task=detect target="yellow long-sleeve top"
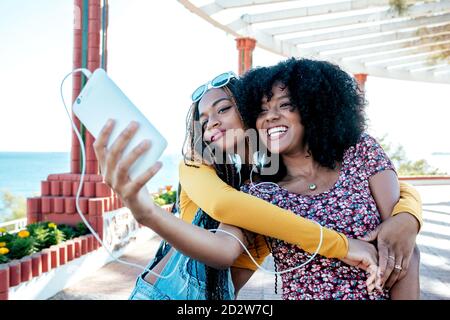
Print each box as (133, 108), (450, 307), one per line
(179, 161), (423, 271)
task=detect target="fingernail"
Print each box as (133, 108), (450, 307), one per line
(140, 140), (150, 149)
(106, 119), (114, 127)
(128, 121), (138, 130)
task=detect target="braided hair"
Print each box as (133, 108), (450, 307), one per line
(181, 78), (253, 299)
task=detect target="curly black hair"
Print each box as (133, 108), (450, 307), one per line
(236, 58), (367, 172)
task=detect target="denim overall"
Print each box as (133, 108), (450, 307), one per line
(128, 208), (236, 300)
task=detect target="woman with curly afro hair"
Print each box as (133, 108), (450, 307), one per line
(236, 58), (421, 300)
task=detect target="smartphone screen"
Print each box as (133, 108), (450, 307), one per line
(73, 68), (167, 180)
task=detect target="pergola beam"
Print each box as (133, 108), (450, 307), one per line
(342, 60), (450, 84)
(216, 0), (297, 8)
(201, 0), (297, 15)
(409, 62), (450, 72)
(177, 0), (450, 84)
(325, 36), (450, 59)
(308, 27), (450, 53)
(289, 13), (450, 45)
(434, 67), (450, 75)
(386, 60), (431, 70)
(343, 45), (449, 63)
(264, 3), (442, 35)
(241, 0), (392, 24)
(371, 49), (450, 68)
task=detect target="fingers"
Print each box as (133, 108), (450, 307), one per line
(376, 242), (389, 288)
(93, 119), (115, 175)
(359, 225), (380, 242)
(123, 161), (163, 199)
(364, 246), (378, 269)
(366, 265), (378, 293)
(381, 248), (396, 288)
(385, 255), (403, 290)
(358, 244), (378, 274)
(374, 267), (383, 291)
(105, 121), (139, 184)
(398, 254), (411, 281)
(115, 140), (151, 186)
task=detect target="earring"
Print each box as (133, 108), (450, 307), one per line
(228, 154), (242, 186)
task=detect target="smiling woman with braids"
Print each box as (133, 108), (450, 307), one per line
(93, 66), (422, 300)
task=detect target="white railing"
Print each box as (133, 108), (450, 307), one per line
(0, 218), (27, 233)
(399, 176), (450, 186)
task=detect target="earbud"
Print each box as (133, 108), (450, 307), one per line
(228, 154), (242, 186)
(229, 154), (242, 173)
(252, 151), (269, 173)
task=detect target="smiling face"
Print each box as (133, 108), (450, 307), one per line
(256, 82), (305, 155)
(197, 88), (245, 153)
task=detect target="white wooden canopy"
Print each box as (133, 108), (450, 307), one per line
(178, 0), (450, 84)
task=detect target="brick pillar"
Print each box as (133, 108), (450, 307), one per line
(25, 0), (115, 239)
(236, 37), (256, 76)
(71, 0), (84, 174)
(354, 73), (368, 93)
(71, 0), (102, 175)
(85, 0), (102, 175)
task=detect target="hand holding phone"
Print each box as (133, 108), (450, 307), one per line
(93, 118), (162, 218)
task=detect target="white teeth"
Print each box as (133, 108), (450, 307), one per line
(269, 131), (285, 138)
(267, 126), (288, 137)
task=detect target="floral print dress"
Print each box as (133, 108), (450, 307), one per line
(241, 133), (395, 300)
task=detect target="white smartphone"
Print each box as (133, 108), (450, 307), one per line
(72, 68), (168, 180)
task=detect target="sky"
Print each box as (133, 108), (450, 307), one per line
(0, 0), (449, 169)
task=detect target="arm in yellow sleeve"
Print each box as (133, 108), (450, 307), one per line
(182, 183), (270, 270)
(179, 161), (349, 259)
(232, 234), (270, 271)
(181, 183), (270, 271)
(392, 181), (423, 230)
(179, 188), (199, 223)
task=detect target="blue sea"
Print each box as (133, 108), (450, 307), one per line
(0, 152), (181, 220)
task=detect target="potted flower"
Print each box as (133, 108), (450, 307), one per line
(0, 222), (89, 266)
(0, 221), (96, 300)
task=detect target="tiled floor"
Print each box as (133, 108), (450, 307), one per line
(415, 186), (450, 299)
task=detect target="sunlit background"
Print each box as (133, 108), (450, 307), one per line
(0, 0), (449, 201)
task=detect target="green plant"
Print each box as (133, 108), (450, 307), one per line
(58, 224), (78, 240)
(0, 221), (92, 265)
(0, 254), (8, 264)
(378, 135), (447, 176)
(153, 186), (176, 206)
(75, 222), (89, 236)
(47, 228), (65, 246)
(0, 190), (26, 223)
(6, 236), (36, 260)
(0, 232), (14, 244)
(28, 224), (51, 251)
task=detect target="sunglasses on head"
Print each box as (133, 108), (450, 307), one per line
(191, 71), (238, 103)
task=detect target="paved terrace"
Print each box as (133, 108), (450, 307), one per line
(50, 185), (450, 300)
